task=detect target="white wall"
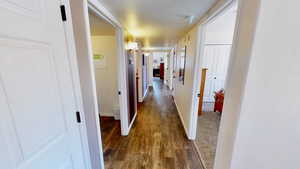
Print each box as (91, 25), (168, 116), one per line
(173, 27), (199, 138)
(164, 53), (169, 85)
(172, 0), (235, 140)
(205, 8), (237, 44)
(70, 1), (104, 169)
(136, 49), (143, 102)
(168, 50), (174, 90)
(223, 0), (300, 169)
(148, 53), (153, 86)
(91, 36), (119, 118)
(201, 7), (237, 105)
(152, 52), (167, 69)
(214, 0), (260, 168)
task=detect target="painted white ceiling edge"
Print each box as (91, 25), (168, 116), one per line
(98, 0), (227, 47)
(178, 0), (235, 40)
(90, 0), (235, 48)
(89, 0), (123, 28)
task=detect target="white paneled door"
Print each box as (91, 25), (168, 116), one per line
(0, 1), (88, 169)
(202, 44), (231, 102)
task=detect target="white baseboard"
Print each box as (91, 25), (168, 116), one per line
(126, 112), (137, 134)
(99, 111), (120, 120)
(193, 141), (208, 169)
(138, 86), (149, 103)
(114, 114), (120, 120)
(173, 98), (191, 139)
(143, 87), (149, 99)
(138, 97), (143, 103)
(99, 112), (113, 117)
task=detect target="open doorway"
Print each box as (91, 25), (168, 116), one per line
(88, 10), (121, 157)
(68, 1), (138, 168)
(152, 52), (168, 81)
(194, 3), (238, 169)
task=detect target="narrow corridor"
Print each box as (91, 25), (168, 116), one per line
(102, 78), (203, 169)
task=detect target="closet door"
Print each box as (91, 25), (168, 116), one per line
(0, 1), (88, 169)
(203, 45), (231, 102)
(126, 50), (137, 125)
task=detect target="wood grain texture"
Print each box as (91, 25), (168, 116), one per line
(101, 78), (204, 169)
(198, 68), (208, 116)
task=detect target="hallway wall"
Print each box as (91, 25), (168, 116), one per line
(91, 36), (120, 118)
(173, 26), (199, 137)
(225, 0), (300, 169)
(172, 0), (234, 139)
(148, 53), (154, 86)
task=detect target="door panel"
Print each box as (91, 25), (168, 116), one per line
(0, 0), (87, 169)
(126, 50), (137, 124)
(0, 40), (66, 158)
(202, 45), (231, 102)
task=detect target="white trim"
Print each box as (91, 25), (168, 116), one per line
(65, 1), (131, 168)
(87, 0), (129, 136)
(138, 97), (143, 103)
(173, 98), (191, 139)
(138, 86), (149, 102)
(127, 111), (137, 133)
(143, 86), (149, 100)
(189, 25), (206, 140)
(117, 30), (130, 136)
(81, 1), (105, 169)
(61, 1), (92, 169)
(88, 0), (123, 28)
(193, 141), (208, 169)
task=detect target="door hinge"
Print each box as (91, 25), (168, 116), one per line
(118, 91), (121, 95)
(76, 111), (81, 123)
(60, 5), (67, 21)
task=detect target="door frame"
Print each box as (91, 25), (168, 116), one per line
(87, 0), (130, 136)
(189, 0), (238, 139)
(63, 0), (131, 168)
(60, 0), (93, 169)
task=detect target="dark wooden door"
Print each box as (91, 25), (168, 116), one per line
(126, 50), (137, 124)
(160, 63), (164, 80)
(198, 68), (208, 116)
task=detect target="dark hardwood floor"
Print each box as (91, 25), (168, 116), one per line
(100, 117), (121, 155)
(101, 78), (204, 169)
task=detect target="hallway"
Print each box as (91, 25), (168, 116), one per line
(102, 78), (203, 169)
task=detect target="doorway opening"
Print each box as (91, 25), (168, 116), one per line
(194, 3), (238, 169)
(152, 52), (168, 81)
(68, 1), (138, 168)
(136, 52), (150, 104)
(88, 9), (121, 157)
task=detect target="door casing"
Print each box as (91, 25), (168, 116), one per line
(65, 0), (133, 168)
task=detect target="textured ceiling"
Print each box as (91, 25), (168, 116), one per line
(99, 0), (218, 47)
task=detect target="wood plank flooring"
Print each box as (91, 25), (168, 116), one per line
(101, 78), (204, 169)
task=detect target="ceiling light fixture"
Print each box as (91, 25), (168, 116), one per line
(126, 42), (138, 50)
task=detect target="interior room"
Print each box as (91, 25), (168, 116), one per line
(152, 52), (168, 80)
(195, 4), (237, 169)
(88, 10), (121, 157)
